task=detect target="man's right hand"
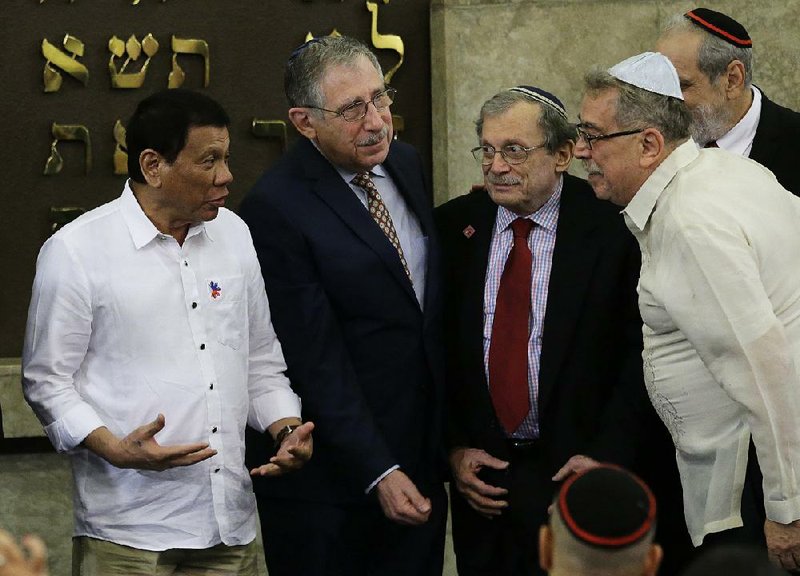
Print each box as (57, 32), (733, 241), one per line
(449, 447), (509, 518)
(82, 414), (217, 471)
(375, 469), (432, 526)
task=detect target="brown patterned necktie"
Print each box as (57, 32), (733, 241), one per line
(352, 171), (413, 283)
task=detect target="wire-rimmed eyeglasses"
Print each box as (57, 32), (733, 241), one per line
(470, 143), (545, 166)
(575, 126), (643, 150)
(302, 87), (397, 122)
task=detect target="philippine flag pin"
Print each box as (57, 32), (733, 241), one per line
(209, 281), (222, 300)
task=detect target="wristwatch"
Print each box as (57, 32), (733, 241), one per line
(274, 424), (300, 449)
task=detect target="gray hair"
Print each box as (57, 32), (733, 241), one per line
(661, 13), (753, 85)
(475, 90), (576, 153)
(284, 36), (384, 110)
(583, 69), (692, 144)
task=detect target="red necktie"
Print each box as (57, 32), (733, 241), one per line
(489, 217), (534, 434)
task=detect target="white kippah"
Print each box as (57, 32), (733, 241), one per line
(608, 52), (683, 100)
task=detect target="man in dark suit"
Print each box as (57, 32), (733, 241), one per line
(656, 7), (800, 194)
(239, 36), (445, 576)
(435, 86), (679, 576)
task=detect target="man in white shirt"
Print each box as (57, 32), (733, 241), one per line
(22, 88), (313, 575)
(655, 7), (800, 194)
(574, 51), (800, 571)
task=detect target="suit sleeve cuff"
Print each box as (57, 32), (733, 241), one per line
(365, 465), (400, 494)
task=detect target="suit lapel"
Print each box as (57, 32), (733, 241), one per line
(750, 93), (779, 165)
(301, 139), (419, 305)
(537, 176), (601, 413)
(460, 192), (498, 393)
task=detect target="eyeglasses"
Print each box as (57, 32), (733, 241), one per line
(302, 87), (397, 122)
(471, 143), (545, 166)
(575, 126), (643, 150)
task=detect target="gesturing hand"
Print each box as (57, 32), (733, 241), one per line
(0, 530), (48, 576)
(84, 414), (216, 471)
(250, 421), (314, 477)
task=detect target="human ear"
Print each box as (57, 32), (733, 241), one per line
(288, 108), (318, 140)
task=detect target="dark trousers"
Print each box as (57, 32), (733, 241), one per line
(450, 442), (551, 576)
(256, 484), (447, 576)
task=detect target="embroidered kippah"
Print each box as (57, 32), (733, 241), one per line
(608, 52), (684, 100)
(558, 464), (656, 549)
(509, 85), (568, 121)
(685, 8), (752, 48)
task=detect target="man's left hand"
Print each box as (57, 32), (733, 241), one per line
(250, 421), (314, 477)
(551, 454), (600, 481)
(765, 518), (800, 571)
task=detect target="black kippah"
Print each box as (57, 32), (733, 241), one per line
(685, 8), (752, 48)
(558, 464), (656, 549)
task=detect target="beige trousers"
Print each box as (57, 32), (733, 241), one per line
(72, 537), (259, 576)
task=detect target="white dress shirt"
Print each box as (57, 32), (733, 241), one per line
(716, 85), (762, 157)
(624, 139), (800, 545)
(22, 182), (302, 551)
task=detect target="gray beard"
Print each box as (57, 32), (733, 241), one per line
(691, 102), (732, 146)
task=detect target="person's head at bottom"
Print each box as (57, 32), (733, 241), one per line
(539, 464), (662, 576)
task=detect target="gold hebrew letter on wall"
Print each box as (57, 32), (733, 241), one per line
(42, 35), (89, 92)
(43, 123), (92, 176)
(168, 36), (210, 88)
(50, 207), (86, 233)
(113, 120), (128, 175)
(108, 34), (159, 89)
(252, 119), (288, 152)
(366, 0), (404, 84)
(304, 29), (342, 42)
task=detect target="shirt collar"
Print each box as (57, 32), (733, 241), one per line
(336, 163), (387, 187)
(120, 181), (211, 249)
(495, 174), (563, 233)
(716, 85), (761, 156)
(623, 139), (699, 232)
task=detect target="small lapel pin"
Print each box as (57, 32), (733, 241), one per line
(463, 225), (476, 239)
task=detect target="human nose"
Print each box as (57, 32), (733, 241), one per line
(216, 160), (233, 185)
(487, 150), (511, 172)
(573, 136), (591, 159)
(362, 100), (385, 129)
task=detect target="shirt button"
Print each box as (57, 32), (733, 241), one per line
(184, 261), (188, 267)
(209, 383), (214, 390)
(200, 343), (206, 350)
(212, 427), (218, 433)
(191, 302), (197, 309)
(214, 468), (220, 473)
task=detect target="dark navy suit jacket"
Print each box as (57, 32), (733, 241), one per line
(750, 92), (800, 195)
(241, 137), (445, 504)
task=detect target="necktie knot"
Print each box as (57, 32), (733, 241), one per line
(511, 217), (534, 240)
(352, 172), (375, 191)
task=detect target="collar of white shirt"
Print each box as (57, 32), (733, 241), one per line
(716, 85), (762, 157)
(623, 139), (699, 232)
(120, 180), (212, 249)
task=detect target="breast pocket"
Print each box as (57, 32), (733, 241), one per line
(205, 275), (246, 350)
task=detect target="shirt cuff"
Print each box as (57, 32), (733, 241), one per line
(765, 494), (800, 525)
(365, 465), (400, 494)
(44, 403), (105, 452)
(248, 389), (302, 433)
